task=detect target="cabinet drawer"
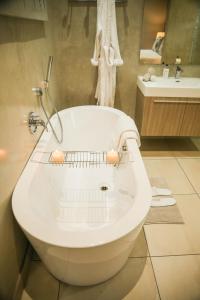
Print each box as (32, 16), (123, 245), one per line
(141, 97), (186, 136)
(180, 100), (200, 136)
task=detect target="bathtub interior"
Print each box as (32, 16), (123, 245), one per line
(28, 159), (136, 232)
(26, 107), (139, 232)
(38, 106), (131, 152)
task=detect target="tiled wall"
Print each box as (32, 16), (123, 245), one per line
(46, 0), (145, 116)
(47, 0), (200, 118)
(0, 15), (55, 299)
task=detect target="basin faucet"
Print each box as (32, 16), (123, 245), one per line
(175, 65), (183, 80)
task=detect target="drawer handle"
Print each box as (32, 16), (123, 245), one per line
(154, 100), (200, 104)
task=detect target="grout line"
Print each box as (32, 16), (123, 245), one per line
(142, 157), (176, 161)
(176, 158), (198, 194)
(168, 192), (197, 196)
(57, 281), (61, 300)
(32, 257), (41, 261)
(142, 155), (200, 161)
(143, 229), (162, 300)
(129, 255), (149, 259)
(31, 259), (41, 263)
(175, 156), (200, 159)
(19, 241), (30, 272)
(175, 157), (200, 160)
(129, 251), (200, 259)
(150, 253), (200, 258)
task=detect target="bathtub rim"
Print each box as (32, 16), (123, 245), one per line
(12, 106), (151, 248)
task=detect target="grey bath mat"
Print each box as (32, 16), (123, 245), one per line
(145, 177), (184, 225)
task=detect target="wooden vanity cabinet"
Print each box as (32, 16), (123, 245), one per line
(135, 88), (200, 137)
(180, 100), (200, 136)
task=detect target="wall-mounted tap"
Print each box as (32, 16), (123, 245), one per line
(28, 112), (47, 134)
(32, 87), (43, 96)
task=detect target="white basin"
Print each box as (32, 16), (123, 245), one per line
(137, 76), (200, 98)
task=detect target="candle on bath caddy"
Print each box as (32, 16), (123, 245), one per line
(106, 149), (119, 165)
(0, 148), (8, 161)
(50, 149), (65, 164)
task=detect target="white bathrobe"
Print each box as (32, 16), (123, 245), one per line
(91, 0), (123, 107)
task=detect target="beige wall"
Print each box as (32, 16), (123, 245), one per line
(47, 0), (145, 116)
(0, 15), (54, 299)
(47, 0), (200, 118)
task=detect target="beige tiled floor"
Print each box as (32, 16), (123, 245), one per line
(22, 258), (159, 300)
(141, 137), (200, 158)
(129, 228), (149, 258)
(145, 194), (200, 256)
(178, 158), (200, 193)
(59, 258), (159, 300)
(21, 261), (59, 300)
(151, 255), (200, 300)
(144, 159), (195, 194)
(21, 155), (200, 300)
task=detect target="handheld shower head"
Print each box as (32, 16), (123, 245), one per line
(45, 56), (53, 83)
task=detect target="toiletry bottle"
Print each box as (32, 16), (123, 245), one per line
(175, 56), (181, 65)
(163, 64), (169, 79)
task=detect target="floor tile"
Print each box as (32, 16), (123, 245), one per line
(191, 138), (200, 150)
(141, 138), (200, 158)
(142, 154), (174, 159)
(174, 152), (200, 158)
(21, 261), (59, 300)
(144, 159), (194, 194)
(31, 247), (40, 261)
(129, 228), (149, 258)
(178, 158), (200, 193)
(140, 138), (170, 152)
(142, 152), (200, 158)
(166, 138), (198, 151)
(152, 255), (200, 300)
(59, 258), (160, 300)
(145, 194), (200, 256)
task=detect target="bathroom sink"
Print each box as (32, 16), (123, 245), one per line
(137, 76), (200, 98)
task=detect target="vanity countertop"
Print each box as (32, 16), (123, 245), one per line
(137, 76), (200, 98)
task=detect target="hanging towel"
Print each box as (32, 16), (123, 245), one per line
(91, 0), (123, 107)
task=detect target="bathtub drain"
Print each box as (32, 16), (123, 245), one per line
(100, 186), (108, 191)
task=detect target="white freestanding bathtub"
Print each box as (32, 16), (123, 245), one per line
(12, 106), (151, 286)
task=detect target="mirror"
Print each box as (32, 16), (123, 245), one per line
(0, 0), (48, 21)
(140, 0), (200, 65)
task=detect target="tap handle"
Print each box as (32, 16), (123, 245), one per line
(32, 87), (43, 96)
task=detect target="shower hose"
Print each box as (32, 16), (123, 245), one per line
(39, 87), (63, 144)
